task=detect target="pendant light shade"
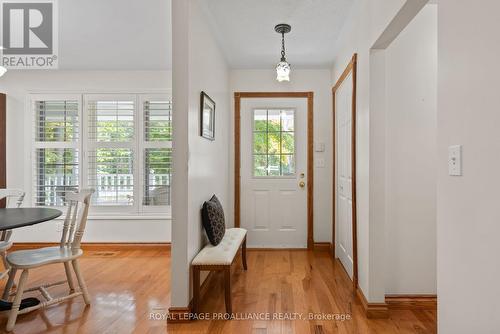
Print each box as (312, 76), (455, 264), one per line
(275, 24), (291, 82)
(276, 61), (290, 82)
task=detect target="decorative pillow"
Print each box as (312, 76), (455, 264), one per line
(201, 195), (226, 246)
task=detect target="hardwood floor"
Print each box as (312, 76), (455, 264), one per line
(0, 249), (436, 334)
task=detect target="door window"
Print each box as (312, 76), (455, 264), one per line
(252, 109), (295, 177)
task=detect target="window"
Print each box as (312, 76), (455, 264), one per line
(253, 109), (295, 177)
(31, 93), (172, 215)
(33, 97), (80, 206)
(86, 96), (136, 206)
(142, 98), (172, 207)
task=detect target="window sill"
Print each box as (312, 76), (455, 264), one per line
(53, 214), (171, 221)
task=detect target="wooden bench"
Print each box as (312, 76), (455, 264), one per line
(191, 228), (247, 315)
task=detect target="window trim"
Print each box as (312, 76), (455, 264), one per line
(27, 92), (171, 217)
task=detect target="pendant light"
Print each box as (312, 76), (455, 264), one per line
(275, 23), (291, 82)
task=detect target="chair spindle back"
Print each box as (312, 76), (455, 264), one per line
(59, 189), (94, 249)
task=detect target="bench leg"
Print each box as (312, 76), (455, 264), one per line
(242, 236), (247, 270)
(224, 266), (232, 314)
(192, 266), (200, 315)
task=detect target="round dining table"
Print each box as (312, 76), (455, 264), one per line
(0, 208), (62, 231)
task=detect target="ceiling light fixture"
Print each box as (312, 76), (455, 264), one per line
(275, 23), (291, 82)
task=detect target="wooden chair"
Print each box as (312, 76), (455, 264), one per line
(0, 189), (25, 281)
(2, 189), (94, 332)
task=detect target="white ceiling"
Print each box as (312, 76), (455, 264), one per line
(58, 0), (171, 70)
(201, 0), (354, 69)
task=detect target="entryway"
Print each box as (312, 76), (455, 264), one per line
(234, 92), (314, 249)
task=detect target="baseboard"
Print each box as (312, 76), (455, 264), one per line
(313, 242), (332, 252)
(247, 247), (307, 251)
(11, 242), (170, 251)
(167, 271), (216, 323)
(385, 294), (437, 310)
(356, 287), (389, 319)
(166, 306), (192, 323)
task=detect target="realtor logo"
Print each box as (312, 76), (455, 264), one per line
(0, 0), (58, 69)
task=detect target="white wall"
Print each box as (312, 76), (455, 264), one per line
(229, 69), (332, 242)
(438, 1), (500, 332)
(385, 5), (437, 295)
(170, 0), (230, 307)
(0, 70), (172, 242)
(331, 0), (421, 302)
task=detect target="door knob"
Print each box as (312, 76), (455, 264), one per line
(299, 181), (305, 188)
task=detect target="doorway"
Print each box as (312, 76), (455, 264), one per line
(332, 54), (358, 286)
(234, 92), (314, 249)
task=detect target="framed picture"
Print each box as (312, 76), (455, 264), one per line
(200, 91), (215, 140)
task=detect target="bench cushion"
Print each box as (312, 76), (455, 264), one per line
(192, 228), (247, 266)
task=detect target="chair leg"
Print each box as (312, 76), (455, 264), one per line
(72, 260), (90, 305)
(2, 268), (17, 300)
(6, 269), (29, 332)
(64, 262), (75, 293)
(242, 236), (247, 270)
(1, 251), (10, 272)
(224, 266), (232, 315)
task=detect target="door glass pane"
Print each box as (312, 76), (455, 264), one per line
(252, 109), (296, 177)
(253, 132), (267, 154)
(253, 155), (267, 177)
(281, 109), (294, 131)
(268, 155), (281, 176)
(268, 110), (281, 129)
(281, 155), (295, 176)
(281, 132), (294, 154)
(267, 131), (280, 154)
(254, 109), (267, 131)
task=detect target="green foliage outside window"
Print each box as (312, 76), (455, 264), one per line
(253, 109), (295, 176)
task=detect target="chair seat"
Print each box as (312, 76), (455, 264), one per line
(6, 246), (83, 269)
(0, 241), (13, 252)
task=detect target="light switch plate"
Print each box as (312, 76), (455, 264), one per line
(448, 145), (462, 176)
(315, 142), (325, 152)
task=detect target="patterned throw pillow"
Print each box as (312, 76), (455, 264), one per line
(201, 195), (226, 246)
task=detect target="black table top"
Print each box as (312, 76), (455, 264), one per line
(0, 208), (62, 231)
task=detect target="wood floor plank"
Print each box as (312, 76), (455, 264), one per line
(0, 249), (436, 334)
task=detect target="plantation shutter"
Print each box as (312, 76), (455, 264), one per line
(33, 98), (80, 206)
(142, 98), (172, 206)
(86, 96), (136, 206)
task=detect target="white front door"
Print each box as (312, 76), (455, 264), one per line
(335, 72), (354, 278)
(240, 98), (307, 248)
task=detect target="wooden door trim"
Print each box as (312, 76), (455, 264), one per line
(332, 54), (358, 287)
(234, 92), (314, 250)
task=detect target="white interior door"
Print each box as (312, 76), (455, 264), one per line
(240, 98), (307, 248)
(335, 72), (354, 278)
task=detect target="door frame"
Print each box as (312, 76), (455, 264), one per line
(234, 92), (314, 250)
(332, 54), (358, 287)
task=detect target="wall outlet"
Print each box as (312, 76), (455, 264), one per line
(315, 158), (325, 168)
(448, 145), (462, 176)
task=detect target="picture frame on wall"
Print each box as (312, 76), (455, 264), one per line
(200, 91), (215, 140)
